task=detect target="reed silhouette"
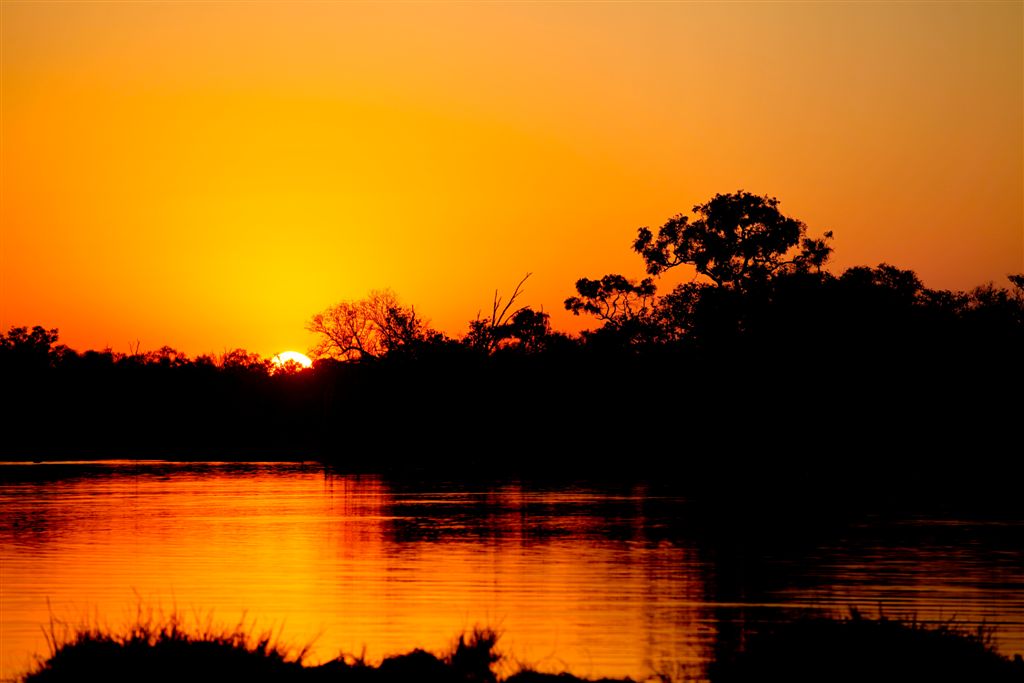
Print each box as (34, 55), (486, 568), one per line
(22, 610), (1023, 683)
(26, 615), (509, 683)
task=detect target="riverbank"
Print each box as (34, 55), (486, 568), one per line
(21, 612), (1024, 683)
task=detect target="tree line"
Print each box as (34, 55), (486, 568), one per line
(5, 190), (1022, 369)
(3, 191), (1022, 488)
(303, 190), (1022, 364)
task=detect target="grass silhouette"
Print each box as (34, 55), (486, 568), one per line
(28, 608), (309, 683)
(21, 608), (1024, 682)
(25, 613), (519, 683)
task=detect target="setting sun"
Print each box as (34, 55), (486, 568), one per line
(271, 351), (312, 370)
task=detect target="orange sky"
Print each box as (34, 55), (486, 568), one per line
(2, 1), (1021, 357)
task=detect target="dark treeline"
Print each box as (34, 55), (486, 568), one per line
(4, 191), (1022, 498)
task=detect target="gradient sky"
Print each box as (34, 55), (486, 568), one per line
(2, 1), (1021, 357)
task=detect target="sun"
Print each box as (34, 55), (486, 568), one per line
(271, 351), (313, 370)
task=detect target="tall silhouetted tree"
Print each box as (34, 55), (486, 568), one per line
(633, 190), (833, 290)
(567, 191), (833, 345)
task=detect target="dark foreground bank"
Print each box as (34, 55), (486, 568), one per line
(23, 612), (1024, 683)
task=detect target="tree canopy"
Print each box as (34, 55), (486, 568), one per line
(565, 191), (838, 344)
(306, 289), (433, 362)
(633, 191), (833, 289)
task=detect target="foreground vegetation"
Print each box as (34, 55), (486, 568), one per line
(710, 609), (1024, 683)
(23, 611), (1023, 683)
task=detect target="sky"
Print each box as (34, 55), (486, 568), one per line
(2, 1), (1021, 358)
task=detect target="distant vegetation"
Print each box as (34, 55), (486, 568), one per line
(4, 191), (1022, 492)
(23, 609), (1023, 682)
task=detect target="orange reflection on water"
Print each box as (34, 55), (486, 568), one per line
(6, 462), (1022, 683)
(0, 463), (709, 681)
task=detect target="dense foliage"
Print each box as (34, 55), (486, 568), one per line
(4, 191), (1021, 487)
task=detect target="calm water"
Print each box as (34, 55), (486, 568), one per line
(1, 461), (1022, 681)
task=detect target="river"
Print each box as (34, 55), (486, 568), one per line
(1, 461), (1021, 681)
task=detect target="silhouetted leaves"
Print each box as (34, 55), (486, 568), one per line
(1, 325), (62, 369)
(565, 275), (657, 329)
(633, 190), (833, 289)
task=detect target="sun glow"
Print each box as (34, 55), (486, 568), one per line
(1, 3), (1020, 357)
(271, 351), (313, 370)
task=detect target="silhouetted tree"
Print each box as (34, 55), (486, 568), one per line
(838, 263), (924, 304)
(143, 346), (190, 368)
(564, 274), (662, 345)
(653, 280), (733, 343)
(465, 273), (537, 353)
(308, 289), (431, 361)
(830, 263), (931, 345)
(633, 191), (833, 290)
(566, 192), (833, 346)
(219, 348), (270, 373)
(0, 325), (63, 369)
(271, 359), (309, 375)
(960, 274), (1024, 340)
(467, 307), (556, 353)
(564, 274), (657, 328)
(500, 308), (554, 352)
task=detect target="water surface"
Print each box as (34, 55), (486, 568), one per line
(1, 461), (1022, 681)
